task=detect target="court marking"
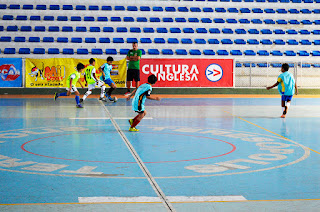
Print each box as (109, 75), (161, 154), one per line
(99, 101), (176, 212)
(69, 117), (153, 120)
(223, 110), (320, 155)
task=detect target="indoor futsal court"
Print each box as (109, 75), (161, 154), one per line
(0, 94), (319, 212)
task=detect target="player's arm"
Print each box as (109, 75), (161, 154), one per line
(67, 78), (73, 95)
(83, 73), (88, 86)
(126, 88), (137, 100)
(266, 82), (279, 90)
(147, 95), (161, 101)
(99, 67), (105, 78)
(295, 83), (298, 95)
(77, 80), (84, 89)
(132, 55), (141, 61)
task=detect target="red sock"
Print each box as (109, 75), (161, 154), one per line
(132, 118), (141, 128)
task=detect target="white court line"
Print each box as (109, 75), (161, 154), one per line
(69, 117), (153, 120)
(99, 101), (176, 212)
(78, 196), (247, 203)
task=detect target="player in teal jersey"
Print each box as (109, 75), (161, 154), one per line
(54, 63), (85, 108)
(267, 63), (298, 118)
(126, 74), (160, 132)
(98, 56), (117, 102)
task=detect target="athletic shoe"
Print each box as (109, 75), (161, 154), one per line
(54, 92), (58, 101)
(281, 114), (286, 118)
(76, 104), (84, 108)
(128, 119), (133, 126)
(129, 127), (139, 132)
(124, 92), (131, 96)
(79, 98), (83, 103)
(107, 95), (114, 102)
(99, 97), (107, 102)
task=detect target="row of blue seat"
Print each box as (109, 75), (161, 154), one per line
(235, 63), (316, 68)
(1, 25), (319, 35)
(1, 36), (320, 45)
(2, 48), (320, 56)
(0, 2), (318, 11)
(3, 15), (320, 25)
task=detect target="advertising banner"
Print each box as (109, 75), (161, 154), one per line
(140, 59), (233, 87)
(0, 58), (22, 87)
(25, 58), (127, 88)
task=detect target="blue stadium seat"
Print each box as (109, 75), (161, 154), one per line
(36, 5), (47, 10)
(85, 38), (96, 43)
(300, 30), (310, 35)
(228, 8), (239, 13)
(244, 50), (256, 56)
(148, 49), (160, 55)
(277, 9), (287, 14)
(113, 38), (124, 43)
(71, 37), (82, 43)
(264, 8), (275, 13)
(287, 29), (298, 34)
(257, 63), (268, 67)
(3, 15), (14, 20)
(301, 9), (311, 14)
(240, 8), (251, 13)
(153, 6), (163, 12)
(23, 5), (33, 10)
(203, 7), (214, 12)
(236, 63), (242, 68)
(115, 6), (125, 11)
(221, 39), (233, 44)
(127, 6), (138, 11)
(63, 5), (73, 10)
(102, 6), (112, 11)
(239, 19), (250, 24)
(20, 26), (31, 31)
(76, 27), (87, 32)
(16, 15), (27, 21)
(285, 51), (296, 56)
(264, 19), (276, 24)
(195, 39), (206, 44)
(0, 26), (3, 31)
(201, 18), (212, 23)
(190, 49), (201, 55)
(257, 50), (269, 56)
(189, 18), (199, 23)
(248, 29), (259, 34)
(34, 26), (45, 32)
(34, 48), (45, 54)
(301, 20), (312, 25)
(7, 26), (18, 31)
(176, 17), (187, 22)
(208, 39), (219, 44)
(235, 29), (246, 34)
(314, 20), (320, 25)
(230, 50), (242, 55)
(117, 27), (127, 32)
(274, 29), (285, 34)
(84, 16), (95, 21)
(99, 38), (110, 43)
(48, 5), (59, 10)
(261, 29), (272, 34)
(289, 20), (300, 25)
(222, 28), (233, 34)
(168, 38), (179, 44)
(176, 49), (188, 55)
(90, 27), (100, 32)
(209, 28), (220, 34)
(71, 16), (81, 21)
(277, 19), (288, 24)
(19, 48), (30, 54)
(103, 27), (113, 32)
(313, 9), (320, 14)
(124, 17), (134, 22)
(313, 40), (320, 45)
(63, 48), (74, 54)
(165, 7), (176, 12)
(92, 49), (103, 55)
(77, 49), (88, 55)
(76, 5), (86, 10)
(247, 39), (259, 44)
(127, 38), (138, 43)
(49, 26), (59, 32)
(271, 51), (283, 56)
(214, 18), (225, 23)
(252, 8), (263, 13)
(227, 19), (237, 23)
(111, 17), (121, 22)
(4, 48), (15, 54)
(312, 51), (320, 56)
(29, 37), (40, 42)
(183, 28), (194, 33)
(157, 28), (168, 33)
(141, 38), (152, 43)
(261, 39), (272, 45)
(143, 28), (154, 33)
(287, 39), (299, 45)
(48, 48), (59, 54)
(190, 7), (201, 12)
(252, 19), (262, 24)
(57, 37), (68, 43)
(203, 50), (215, 55)
(89, 5), (99, 10)
(313, 30), (320, 34)
(162, 49), (174, 55)
(178, 7), (188, 12)
(150, 17), (161, 22)
(163, 17), (173, 22)
(298, 51), (309, 56)
(140, 6), (150, 11)
(106, 49), (117, 55)
(181, 38), (193, 44)
(44, 16), (54, 21)
(30, 16), (41, 21)
(215, 8), (226, 12)
(271, 63), (282, 67)
(57, 16), (68, 21)
(274, 39), (285, 45)
(289, 9), (299, 13)
(62, 26), (73, 32)
(131, 27), (141, 33)
(0, 4), (6, 9)
(154, 38), (166, 43)
(170, 28), (181, 33)
(217, 50), (229, 55)
(196, 28), (207, 33)
(235, 39), (246, 44)
(43, 37), (54, 42)
(137, 17), (147, 22)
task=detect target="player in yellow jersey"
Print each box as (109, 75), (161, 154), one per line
(54, 63), (85, 108)
(81, 58), (107, 103)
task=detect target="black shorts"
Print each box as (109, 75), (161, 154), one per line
(127, 69), (140, 82)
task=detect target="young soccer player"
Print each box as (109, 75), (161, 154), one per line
(266, 63), (298, 118)
(81, 58), (107, 103)
(54, 63), (85, 108)
(98, 56), (117, 102)
(126, 74), (160, 132)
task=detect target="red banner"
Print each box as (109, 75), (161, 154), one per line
(140, 59), (233, 87)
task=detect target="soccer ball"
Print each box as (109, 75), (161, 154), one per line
(113, 97), (118, 102)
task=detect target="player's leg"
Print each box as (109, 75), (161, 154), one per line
(281, 96), (286, 118)
(129, 111), (146, 132)
(54, 87), (69, 100)
(125, 69), (133, 95)
(134, 69), (140, 89)
(81, 84), (94, 102)
(106, 79), (117, 102)
(74, 90), (83, 108)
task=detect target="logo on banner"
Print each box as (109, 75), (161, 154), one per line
(205, 64), (223, 82)
(0, 64), (20, 81)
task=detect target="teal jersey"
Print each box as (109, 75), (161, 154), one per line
(100, 63), (112, 81)
(132, 83), (152, 112)
(277, 71), (295, 96)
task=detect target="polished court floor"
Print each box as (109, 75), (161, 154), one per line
(0, 95), (319, 212)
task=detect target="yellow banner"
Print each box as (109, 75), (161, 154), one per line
(25, 58), (127, 88)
